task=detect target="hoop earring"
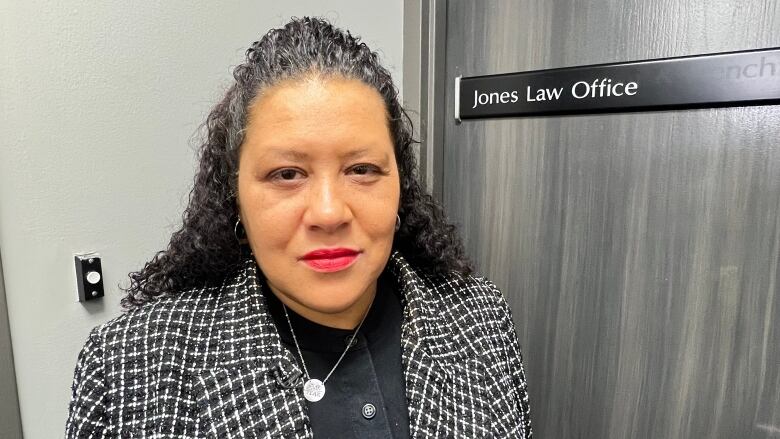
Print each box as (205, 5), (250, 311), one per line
(395, 214), (401, 232)
(235, 218), (249, 245)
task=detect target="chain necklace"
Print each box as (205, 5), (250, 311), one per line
(282, 302), (371, 402)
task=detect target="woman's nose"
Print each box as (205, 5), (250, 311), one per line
(303, 177), (351, 232)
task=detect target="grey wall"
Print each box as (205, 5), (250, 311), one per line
(439, 1), (780, 438)
(0, 2), (402, 437)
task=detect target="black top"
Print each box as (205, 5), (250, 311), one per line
(263, 272), (411, 439)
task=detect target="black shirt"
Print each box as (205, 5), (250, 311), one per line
(263, 272), (411, 439)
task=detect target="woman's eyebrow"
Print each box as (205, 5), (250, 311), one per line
(261, 149), (309, 161)
(340, 148), (390, 162)
(259, 148), (389, 164)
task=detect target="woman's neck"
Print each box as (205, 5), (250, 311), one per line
(268, 282), (377, 330)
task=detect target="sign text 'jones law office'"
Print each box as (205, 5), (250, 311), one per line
(455, 48), (780, 120)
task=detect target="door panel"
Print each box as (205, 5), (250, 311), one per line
(440, 1), (780, 438)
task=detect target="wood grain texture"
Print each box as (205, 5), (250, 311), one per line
(441, 1), (780, 437)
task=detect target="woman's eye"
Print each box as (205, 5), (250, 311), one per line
(349, 164), (381, 176)
(269, 168), (304, 182)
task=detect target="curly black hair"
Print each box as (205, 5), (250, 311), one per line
(120, 17), (472, 310)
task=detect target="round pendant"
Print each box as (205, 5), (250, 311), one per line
(303, 378), (326, 402)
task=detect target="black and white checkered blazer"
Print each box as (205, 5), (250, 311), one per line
(65, 250), (532, 438)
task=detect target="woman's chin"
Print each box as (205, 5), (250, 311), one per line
(300, 295), (364, 316)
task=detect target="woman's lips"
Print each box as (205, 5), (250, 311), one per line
(300, 248), (360, 272)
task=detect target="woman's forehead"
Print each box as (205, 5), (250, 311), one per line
(251, 76), (386, 120)
(251, 147), (391, 162)
(242, 77), (392, 159)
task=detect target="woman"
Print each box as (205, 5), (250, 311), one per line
(66, 17), (532, 438)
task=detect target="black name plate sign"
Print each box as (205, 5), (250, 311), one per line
(456, 48), (780, 120)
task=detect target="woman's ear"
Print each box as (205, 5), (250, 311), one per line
(234, 183), (241, 216)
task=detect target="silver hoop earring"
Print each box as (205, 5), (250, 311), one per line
(395, 214), (401, 232)
(234, 219), (249, 244)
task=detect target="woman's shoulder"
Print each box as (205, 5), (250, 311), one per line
(100, 257), (259, 334)
(411, 268), (513, 341)
(409, 269), (521, 367)
(390, 249), (506, 306)
(419, 268), (508, 311)
(88, 282), (227, 349)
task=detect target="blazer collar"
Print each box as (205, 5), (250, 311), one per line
(224, 249), (437, 363)
(194, 250), (481, 437)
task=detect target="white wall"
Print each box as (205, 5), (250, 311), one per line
(0, 1), (403, 437)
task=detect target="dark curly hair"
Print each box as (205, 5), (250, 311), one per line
(121, 17), (472, 310)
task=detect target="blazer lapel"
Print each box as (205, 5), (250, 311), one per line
(387, 251), (493, 438)
(193, 259), (312, 439)
(193, 252), (491, 438)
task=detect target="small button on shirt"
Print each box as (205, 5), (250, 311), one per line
(264, 272), (411, 439)
(362, 403), (377, 419)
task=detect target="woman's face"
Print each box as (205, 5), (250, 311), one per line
(237, 76), (400, 328)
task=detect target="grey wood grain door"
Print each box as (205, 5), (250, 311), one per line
(436, 1), (780, 438)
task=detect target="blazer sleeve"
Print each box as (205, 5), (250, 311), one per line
(484, 279), (534, 438)
(65, 327), (112, 438)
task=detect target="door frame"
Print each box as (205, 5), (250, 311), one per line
(403, 0), (449, 201)
(0, 252), (23, 438)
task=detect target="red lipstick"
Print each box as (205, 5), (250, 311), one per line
(300, 248), (360, 272)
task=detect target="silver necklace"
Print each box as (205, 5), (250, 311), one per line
(282, 302), (370, 402)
